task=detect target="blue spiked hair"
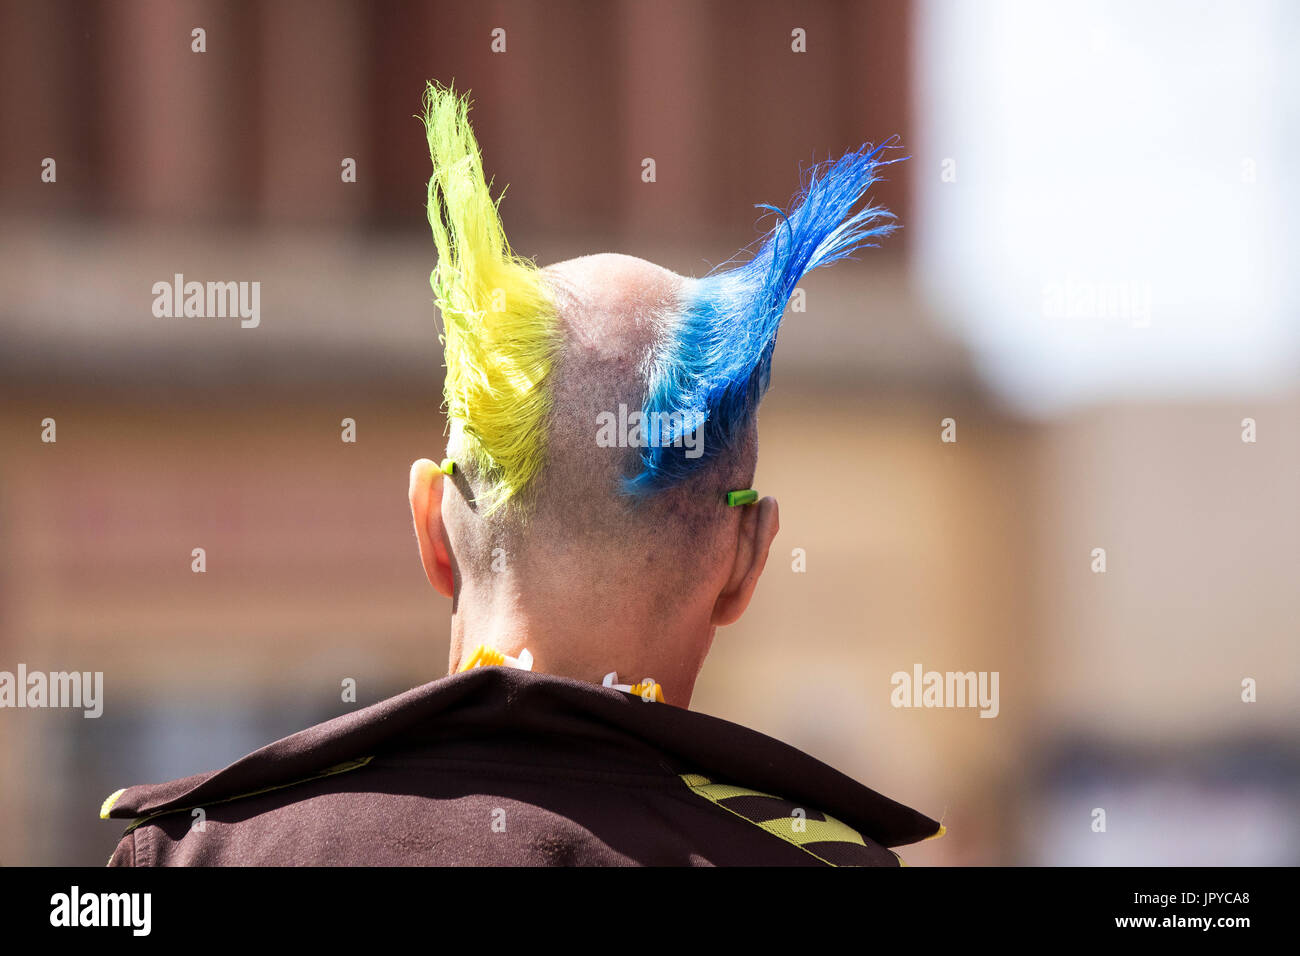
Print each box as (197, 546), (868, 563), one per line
(623, 141), (902, 494)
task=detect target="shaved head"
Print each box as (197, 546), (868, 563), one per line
(413, 82), (895, 701)
(443, 253), (757, 595)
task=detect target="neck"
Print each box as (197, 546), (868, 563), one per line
(446, 573), (714, 708)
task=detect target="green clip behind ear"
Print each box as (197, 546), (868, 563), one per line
(726, 489), (758, 507)
(439, 459), (455, 475)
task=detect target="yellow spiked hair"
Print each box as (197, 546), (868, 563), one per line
(421, 82), (559, 515)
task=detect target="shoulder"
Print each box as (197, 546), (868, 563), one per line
(104, 755), (375, 866)
(100, 668), (940, 866)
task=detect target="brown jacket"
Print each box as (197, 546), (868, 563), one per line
(102, 667), (941, 866)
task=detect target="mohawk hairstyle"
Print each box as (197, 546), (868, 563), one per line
(624, 143), (901, 494)
(422, 81), (559, 515)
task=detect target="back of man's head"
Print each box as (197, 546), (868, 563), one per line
(412, 83), (898, 697)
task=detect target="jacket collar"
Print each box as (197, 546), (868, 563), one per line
(105, 666), (940, 847)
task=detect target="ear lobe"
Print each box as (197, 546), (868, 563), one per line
(710, 496), (779, 627)
(409, 459), (456, 598)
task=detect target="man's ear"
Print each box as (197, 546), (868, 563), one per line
(409, 459), (455, 598)
(710, 496), (779, 627)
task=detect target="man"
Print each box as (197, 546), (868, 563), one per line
(101, 83), (941, 866)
